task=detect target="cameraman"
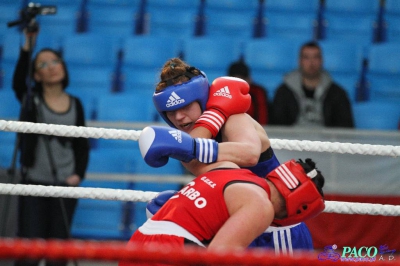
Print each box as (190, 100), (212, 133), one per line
(12, 27), (89, 266)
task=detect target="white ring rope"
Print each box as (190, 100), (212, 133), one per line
(0, 183), (399, 216)
(271, 139), (400, 157)
(0, 120), (142, 141)
(1, 120), (399, 218)
(0, 183), (157, 202)
(1, 120), (400, 157)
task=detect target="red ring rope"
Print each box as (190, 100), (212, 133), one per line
(0, 238), (394, 265)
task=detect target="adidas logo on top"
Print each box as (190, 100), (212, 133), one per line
(169, 130), (182, 143)
(166, 92), (185, 107)
(275, 164), (300, 189)
(213, 86), (232, 99)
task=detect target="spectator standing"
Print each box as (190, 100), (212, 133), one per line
(12, 29), (89, 266)
(228, 60), (270, 125)
(271, 41), (354, 128)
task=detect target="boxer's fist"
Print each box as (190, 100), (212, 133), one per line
(146, 190), (177, 219)
(139, 126), (219, 167)
(208, 77), (251, 116)
(194, 77), (251, 137)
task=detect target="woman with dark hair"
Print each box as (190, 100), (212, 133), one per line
(12, 30), (89, 266)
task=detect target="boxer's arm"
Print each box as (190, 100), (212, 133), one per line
(208, 182), (274, 250)
(216, 114), (262, 167)
(183, 114), (262, 176)
(194, 77), (251, 138)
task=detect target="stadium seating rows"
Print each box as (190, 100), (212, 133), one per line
(0, 0), (399, 240)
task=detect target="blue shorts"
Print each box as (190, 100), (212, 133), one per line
(248, 222), (313, 255)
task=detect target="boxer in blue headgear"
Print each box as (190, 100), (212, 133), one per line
(148, 57), (317, 255)
(153, 58), (251, 136)
(153, 60), (209, 128)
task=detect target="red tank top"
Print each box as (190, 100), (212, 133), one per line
(152, 168), (271, 244)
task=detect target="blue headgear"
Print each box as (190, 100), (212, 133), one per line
(153, 69), (209, 128)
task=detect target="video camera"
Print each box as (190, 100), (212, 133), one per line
(7, 2), (57, 32)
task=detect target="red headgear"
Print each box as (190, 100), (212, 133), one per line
(266, 159), (325, 227)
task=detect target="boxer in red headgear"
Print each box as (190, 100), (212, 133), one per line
(266, 159), (325, 227)
(119, 127), (325, 266)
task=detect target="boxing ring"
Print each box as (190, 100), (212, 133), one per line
(0, 119), (399, 265)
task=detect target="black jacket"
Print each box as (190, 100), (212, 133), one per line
(271, 70), (354, 128)
(12, 49), (89, 179)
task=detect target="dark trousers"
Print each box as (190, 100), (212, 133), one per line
(15, 195), (77, 266)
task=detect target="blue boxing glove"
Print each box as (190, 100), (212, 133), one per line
(139, 126), (218, 167)
(146, 190), (177, 219)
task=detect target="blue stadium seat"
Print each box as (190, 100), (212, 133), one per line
(134, 156), (185, 176)
(96, 91), (157, 122)
(147, 0), (197, 10)
(37, 0), (82, 5)
(1, 32), (22, 64)
(96, 137), (139, 151)
(34, 33), (63, 53)
(324, 13), (375, 42)
(205, 10), (254, 38)
(67, 65), (114, 121)
(0, 89), (20, 120)
(265, 12), (315, 39)
(324, 0), (379, 15)
(71, 180), (133, 240)
(244, 38), (305, 100)
(62, 33), (119, 67)
(0, 4), (20, 36)
(206, 0), (258, 12)
(368, 42), (400, 75)
(36, 5), (79, 37)
(87, 148), (136, 173)
(86, 0), (140, 7)
(265, 0), (319, 14)
(122, 36), (181, 71)
(87, 5), (136, 37)
(386, 0), (400, 15)
(182, 37), (242, 74)
(147, 8), (195, 38)
(352, 101), (400, 130)
(252, 71), (283, 99)
(68, 65), (114, 93)
(244, 38), (301, 74)
(1, 61), (16, 91)
(368, 77), (400, 102)
(122, 67), (159, 93)
(318, 40), (364, 75)
(147, 0), (198, 38)
(386, 15), (400, 42)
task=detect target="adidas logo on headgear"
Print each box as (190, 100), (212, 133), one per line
(166, 92), (185, 107)
(169, 130), (182, 143)
(213, 86), (232, 99)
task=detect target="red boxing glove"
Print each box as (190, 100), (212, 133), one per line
(194, 77), (251, 137)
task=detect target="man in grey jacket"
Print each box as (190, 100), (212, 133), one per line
(271, 41), (354, 128)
